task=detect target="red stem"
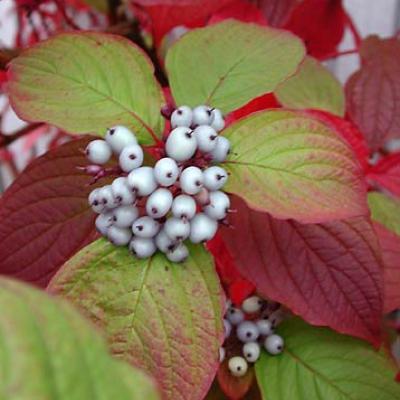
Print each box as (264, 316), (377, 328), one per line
(345, 12), (362, 48)
(321, 48), (359, 61)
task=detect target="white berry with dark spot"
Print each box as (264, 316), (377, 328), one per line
(180, 166), (204, 195)
(132, 216), (160, 238)
(112, 205), (139, 228)
(228, 356), (248, 377)
(95, 212), (113, 235)
(256, 319), (273, 336)
(211, 109), (225, 132)
(203, 166), (228, 191)
(171, 195), (197, 220)
(165, 127), (197, 162)
(129, 237), (156, 258)
(111, 177), (136, 206)
(85, 140), (112, 164)
(119, 144), (144, 172)
(107, 226), (132, 246)
(146, 188), (173, 218)
(171, 105), (193, 128)
(154, 157), (179, 187)
(105, 126), (137, 154)
(192, 105), (213, 126)
(237, 321), (260, 343)
(164, 217), (190, 241)
(243, 342), (261, 363)
(226, 307), (244, 325)
(203, 191), (230, 220)
(242, 296), (263, 314)
(166, 243), (189, 262)
(189, 213), (217, 243)
(264, 334), (284, 355)
(127, 167), (157, 197)
(193, 125), (218, 152)
(155, 229), (176, 253)
(210, 136), (230, 163)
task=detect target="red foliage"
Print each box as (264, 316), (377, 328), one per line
(220, 195), (383, 345)
(283, 0), (346, 59)
(255, 0), (300, 27)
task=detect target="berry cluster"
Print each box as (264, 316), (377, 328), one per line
(220, 295), (286, 377)
(86, 105), (230, 262)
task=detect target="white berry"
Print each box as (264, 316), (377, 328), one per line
(256, 319), (273, 336)
(111, 177), (135, 206)
(164, 217), (190, 241)
(131, 216), (160, 238)
(98, 185), (117, 209)
(237, 321), (260, 343)
(165, 127), (197, 162)
(111, 205), (139, 228)
(189, 213), (218, 243)
(192, 105), (213, 126)
(243, 342), (261, 363)
(203, 191), (230, 220)
(107, 226), (132, 246)
(210, 136), (230, 163)
(193, 125), (218, 152)
(119, 144), (144, 172)
(228, 356), (248, 377)
(180, 166), (204, 195)
(223, 319), (232, 339)
(226, 307), (244, 325)
(171, 195), (197, 220)
(105, 126), (137, 154)
(211, 109), (225, 132)
(203, 166), (228, 191)
(155, 229), (176, 253)
(166, 243), (189, 262)
(88, 188), (104, 214)
(127, 167), (157, 197)
(129, 237), (156, 258)
(264, 334), (284, 355)
(154, 157), (179, 187)
(146, 188), (173, 219)
(242, 296), (263, 314)
(95, 212), (113, 235)
(171, 105), (193, 128)
(85, 140), (112, 164)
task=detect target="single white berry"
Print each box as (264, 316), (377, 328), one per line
(192, 105), (213, 126)
(119, 144), (144, 172)
(203, 191), (230, 220)
(171, 195), (197, 220)
(146, 188), (173, 218)
(237, 321), (260, 343)
(105, 126), (137, 154)
(154, 157), (179, 187)
(155, 229), (176, 253)
(107, 226), (132, 246)
(203, 166), (228, 191)
(132, 216), (160, 238)
(189, 213), (218, 243)
(242, 296), (263, 314)
(228, 356), (248, 377)
(88, 188), (104, 213)
(264, 334), (284, 355)
(111, 177), (136, 206)
(171, 105), (193, 128)
(165, 127), (197, 162)
(243, 342), (261, 363)
(164, 217), (190, 241)
(127, 167), (157, 197)
(226, 307), (244, 325)
(111, 205), (139, 228)
(193, 125), (218, 152)
(223, 319), (232, 339)
(85, 140), (112, 164)
(210, 136), (230, 163)
(256, 319), (273, 336)
(95, 212), (113, 235)
(166, 243), (189, 262)
(219, 347), (226, 363)
(129, 237), (156, 258)
(180, 166), (204, 195)
(98, 185), (117, 209)
(211, 109), (225, 132)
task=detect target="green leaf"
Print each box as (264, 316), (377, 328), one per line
(223, 109), (368, 223)
(275, 56), (345, 116)
(255, 318), (400, 400)
(48, 239), (224, 400)
(368, 192), (400, 236)
(166, 20), (305, 113)
(8, 32), (165, 145)
(0, 277), (160, 400)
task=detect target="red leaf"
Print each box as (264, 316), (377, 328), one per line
(208, 0), (268, 26)
(138, 0), (234, 45)
(220, 195), (383, 345)
(346, 36), (400, 152)
(283, 0), (346, 59)
(256, 0), (300, 27)
(373, 222), (400, 313)
(367, 152), (400, 197)
(302, 109), (370, 171)
(0, 137), (105, 287)
(226, 93), (280, 125)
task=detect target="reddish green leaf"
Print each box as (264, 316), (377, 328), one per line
(7, 32), (165, 145)
(223, 109), (368, 223)
(0, 137), (106, 287)
(220, 195), (383, 345)
(346, 36), (400, 151)
(48, 239), (224, 400)
(368, 192), (400, 236)
(275, 56), (345, 116)
(166, 21), (305, 113)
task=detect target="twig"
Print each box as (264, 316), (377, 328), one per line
(345, 12), (362, 48)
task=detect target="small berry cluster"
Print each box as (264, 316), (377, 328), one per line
(220, 296), (286, 377)
(86, 105), (230, 262)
